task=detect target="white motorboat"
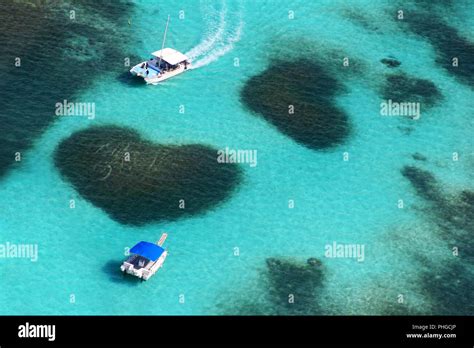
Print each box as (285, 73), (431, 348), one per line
(130, 16), (190, 85)
(120, 233), (168, 281)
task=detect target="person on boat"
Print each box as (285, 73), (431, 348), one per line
(140, 63), (145, 69)
(146, 69), (149, 76)
(184, 61), (188, 70)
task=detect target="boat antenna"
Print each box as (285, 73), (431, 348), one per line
(158, 15), (170, 68)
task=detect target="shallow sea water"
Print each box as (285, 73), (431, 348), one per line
(0, 0), (472, 315)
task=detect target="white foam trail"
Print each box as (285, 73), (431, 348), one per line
(185, 1), (227, 61)
(191, 6), (243, 69)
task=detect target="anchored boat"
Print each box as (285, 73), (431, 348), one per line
(130, 15), (190, 85)
(120, 233), (168, 281)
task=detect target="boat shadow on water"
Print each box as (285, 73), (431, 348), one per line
(117, 71), (145, 87)
(102, 260), (142, 286)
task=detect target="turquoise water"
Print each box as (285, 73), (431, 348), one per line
(0, 0), (473, 315)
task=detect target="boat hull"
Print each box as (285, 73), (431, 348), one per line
(120, 251), (168, 280)
(129, 62), (190, 85)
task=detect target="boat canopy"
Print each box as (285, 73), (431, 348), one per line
(151, 48), (188, 65)
(130, 241), (165, 261)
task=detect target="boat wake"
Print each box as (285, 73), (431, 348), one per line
(186, 0), (243, 69)
(185, 1), (227, 61)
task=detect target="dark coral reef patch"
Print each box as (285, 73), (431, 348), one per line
(0, 0), (134, 179)
(411, 153), (427, 161)
(401, 161), (474, 313)
(420, 261), (474, 315)
(382, 73), (442, 108)
(401, 165), (441, 201)
(401, 165), (474, 260)
(218, 257), (326, 315)
(265, 257), (325, 314)
(381, 57), (401, 68)
(401, 13), (474, 87)
(54, 126), (242, 226)
(241, 59), (350, 150)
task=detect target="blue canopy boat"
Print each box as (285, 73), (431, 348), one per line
(120, 233), (168, 280)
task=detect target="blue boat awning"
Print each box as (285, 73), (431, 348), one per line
(130, 241), (165, 261)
